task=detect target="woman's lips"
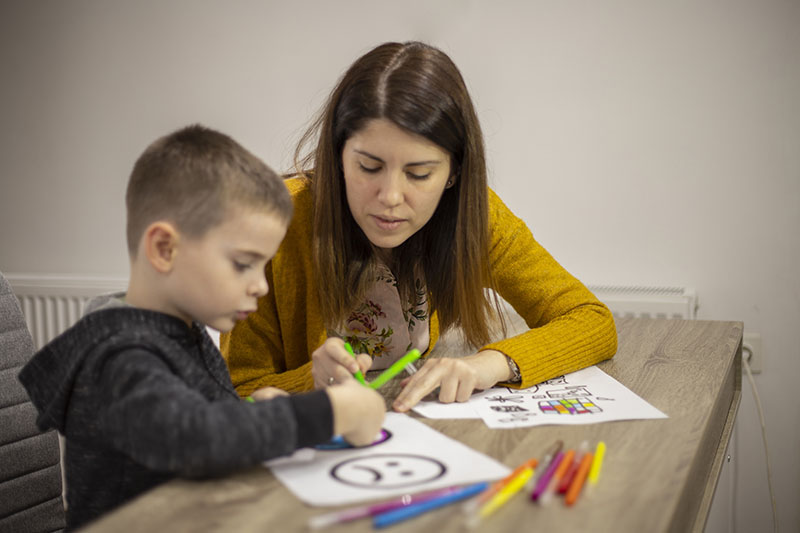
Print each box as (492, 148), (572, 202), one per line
(372, 215), (405, 230)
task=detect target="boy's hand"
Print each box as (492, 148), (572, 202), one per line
(312, 337), (372, 389)
(326, 380), (386, 447)
(250, 386), (289, 401)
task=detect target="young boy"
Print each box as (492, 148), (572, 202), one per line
(18, 125), (386, 531)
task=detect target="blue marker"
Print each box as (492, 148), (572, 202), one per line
(373, 482), (489, 528)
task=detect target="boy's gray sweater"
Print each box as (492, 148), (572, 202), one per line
(18, 295), (332, 531)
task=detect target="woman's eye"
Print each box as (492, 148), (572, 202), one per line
(406, 171), (431, 180)
(358, 163), (381, 173)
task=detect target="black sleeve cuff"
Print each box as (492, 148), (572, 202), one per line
(287, 389), (333, 448)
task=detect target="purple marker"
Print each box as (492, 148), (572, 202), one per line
(531, 451), (565, 501)
(308, 484), (467, 529)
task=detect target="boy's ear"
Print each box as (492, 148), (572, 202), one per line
(142, 222), (180, 273)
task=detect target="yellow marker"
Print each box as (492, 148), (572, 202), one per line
(588, 441), (606, 485)
(477, 466), (534, 519)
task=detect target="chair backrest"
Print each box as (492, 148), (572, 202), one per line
(0, 272), (65, 532)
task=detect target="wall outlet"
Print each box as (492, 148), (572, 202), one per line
(742, 332), (762, 374)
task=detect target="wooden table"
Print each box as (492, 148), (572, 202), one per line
(81, 318), (742, 533)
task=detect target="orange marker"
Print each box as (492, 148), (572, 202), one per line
(565, 451), (594, 506)
(553, 449), (575, 483)
(558, 441), (589, 494)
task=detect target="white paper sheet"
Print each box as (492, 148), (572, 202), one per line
(413, 365), (667, 428)
(265, 412), (510, 506)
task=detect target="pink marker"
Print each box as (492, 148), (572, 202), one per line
(308, 484), (469, 529)
(531, 451), (564, 501)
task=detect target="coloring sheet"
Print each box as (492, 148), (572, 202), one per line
(413, 365), (668, 428)
(265, 412), (510, 506)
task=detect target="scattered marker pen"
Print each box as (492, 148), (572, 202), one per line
(588, 441), (606, 485)
(558, 441), (588, 494)
(343, 342), (367, 385)
(540, 448), (575, 504)
(373, 482), (488, 528)
(468, 465), (535, 527)
(531, 450), (564, 501)
(309, 484), (466, 529)
(369, 349), (421, 390)
(462, 458), (537, 515)
(565, 451), (594, 506)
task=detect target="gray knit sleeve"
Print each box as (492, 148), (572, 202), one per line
(97, 349), (332, 477)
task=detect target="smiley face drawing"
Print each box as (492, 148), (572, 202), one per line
(330, 454), (446, 489)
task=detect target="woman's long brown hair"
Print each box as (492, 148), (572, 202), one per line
(294, 41), (505, 348)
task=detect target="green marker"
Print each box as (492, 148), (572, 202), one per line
(369, 349), (422, 390)
(244, 396), (255, 403)
(344, 342), (367, 385)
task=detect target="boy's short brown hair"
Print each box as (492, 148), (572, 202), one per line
(126, 124), (292, 256)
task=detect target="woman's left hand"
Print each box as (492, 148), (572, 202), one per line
(391, 349), (512, 412)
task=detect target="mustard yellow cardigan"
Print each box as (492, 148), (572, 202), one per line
(221, 177), (617, 397)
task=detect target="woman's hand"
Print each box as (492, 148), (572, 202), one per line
(311, 337), (373, 389)
(392, 349), (513, 412)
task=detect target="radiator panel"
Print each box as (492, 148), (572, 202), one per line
(6, 275), (697, 351)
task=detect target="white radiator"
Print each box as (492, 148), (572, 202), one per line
(6, 274), (127, 350)
(6, 274), (697, 350)
(587, 285), (697, 320)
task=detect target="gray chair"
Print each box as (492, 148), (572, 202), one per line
(0, 272), (65, 532)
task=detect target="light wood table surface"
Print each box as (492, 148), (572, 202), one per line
(81, 318), (742, 533)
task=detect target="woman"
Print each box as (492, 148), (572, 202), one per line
(221, 41), (617, 412)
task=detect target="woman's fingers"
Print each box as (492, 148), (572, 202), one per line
(356, 353), (373, 374)
(392, 358), (479, 412)
(311, 337), (366, 388)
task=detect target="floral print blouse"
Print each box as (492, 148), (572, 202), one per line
(335, 263), (430, 371)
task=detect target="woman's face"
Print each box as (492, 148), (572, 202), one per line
(341, 118), (453, 253)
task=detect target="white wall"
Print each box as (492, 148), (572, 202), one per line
(1, 1), (797, 531)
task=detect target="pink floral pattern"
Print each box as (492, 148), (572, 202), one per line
(339, 263), (429, 370)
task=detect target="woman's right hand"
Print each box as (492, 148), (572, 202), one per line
(326, 380), (386, 446)
(311, 337), (372, 389)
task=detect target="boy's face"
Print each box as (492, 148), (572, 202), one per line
(166, 207), (287, 332)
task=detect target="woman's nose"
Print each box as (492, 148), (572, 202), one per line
(376, 171), (404, 207)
